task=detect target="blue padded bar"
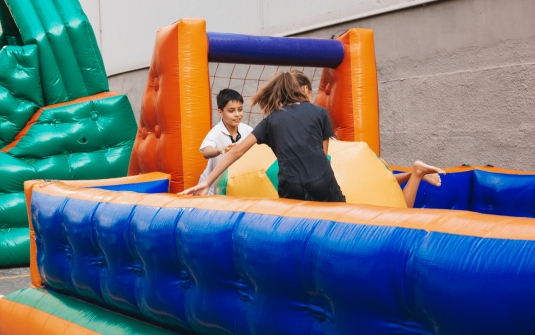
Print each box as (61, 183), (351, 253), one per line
(395, 168), (535, 219)
(472, 170), (535, 218)
(396, 170), (474, 211)
(207, 32), (345, 68)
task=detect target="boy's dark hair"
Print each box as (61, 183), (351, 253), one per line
(217, 89), (244, 110)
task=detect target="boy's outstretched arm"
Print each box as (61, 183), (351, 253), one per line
(180, 134), (258, 196)
(202, 144), (236, 159)
(323, 139), (329, 155)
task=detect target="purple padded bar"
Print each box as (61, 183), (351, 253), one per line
(207, 32), (345, 69)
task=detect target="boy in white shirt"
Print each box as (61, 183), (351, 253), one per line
(199, 89), (253, 194)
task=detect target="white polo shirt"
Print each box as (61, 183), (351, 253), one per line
(199, 121), (253, 195)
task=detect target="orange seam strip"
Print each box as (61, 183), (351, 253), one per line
(0, 299), (99, 335)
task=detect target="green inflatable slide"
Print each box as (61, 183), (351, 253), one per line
(0, 0), (137, 266)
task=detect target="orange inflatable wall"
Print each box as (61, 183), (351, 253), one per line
(128, 19), (211, 193)
(316, 29), (380, 155)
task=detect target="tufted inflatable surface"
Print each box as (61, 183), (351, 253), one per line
(0, 0), (137, 266)
(316, 29), (380, 154)
(393, 165), (535, 218)
(24, 172), (170, 288)
(14, 181), (535, 334)
(472, 169), (535, 217)
(4, 93), (135, 166)
(128, 19), (211, 193)
(0, 44), (43, 149)
(0, 93), (136, 266)
(3, 0), (109, 105)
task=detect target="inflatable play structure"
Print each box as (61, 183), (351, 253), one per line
(1, 172), (535, 334)
(2, 18), (535, 335)
(0, 0), (137, 266)
(128, 19), (380, 193)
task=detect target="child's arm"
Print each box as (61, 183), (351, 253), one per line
(202, 144), (236, 159)
(181, 134), (257, 196)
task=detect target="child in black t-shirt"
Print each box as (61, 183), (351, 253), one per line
(290, 69), (445, 208)
(181, 71), (346, 202)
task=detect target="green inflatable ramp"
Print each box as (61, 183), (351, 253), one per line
(0, 0), (137, 266)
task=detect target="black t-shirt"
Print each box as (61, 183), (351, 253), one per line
(252, 102), (335, 184)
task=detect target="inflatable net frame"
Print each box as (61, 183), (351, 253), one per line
(129, 19), (380, 191)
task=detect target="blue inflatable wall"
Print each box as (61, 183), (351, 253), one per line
(396, 167), (535, 218)
(23, 181), (535, 334)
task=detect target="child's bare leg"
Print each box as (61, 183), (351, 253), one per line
(403, 161), (446, 208)
(394, 171), (442, 186)
(383, 157), (443, 187)
(394, 173), (410, 185)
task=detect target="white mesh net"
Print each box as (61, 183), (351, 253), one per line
(209, 63), (323, 128)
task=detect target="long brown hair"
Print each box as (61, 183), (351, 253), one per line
(250, 72), (309, 115)
(290, 70), (312, 90)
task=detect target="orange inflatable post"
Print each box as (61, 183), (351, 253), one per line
(316, 29), (380, 155)
(128, 19), (211, 193)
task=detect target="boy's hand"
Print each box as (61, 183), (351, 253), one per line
(179, 181), (209, 196)
(219, 143), (236, 155)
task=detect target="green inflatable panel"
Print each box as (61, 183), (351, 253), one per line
(0, 0), (137, 267)
(2, 0), (109, 105)
(0, 94), (136, 267)
(8, 94), (136, 180)
(0, 193), (28, 228)
(0, 0), (21, 45)
(4, 288), (179, 334)
(0, 228), (30, 266)
(0, 44), (43, 149)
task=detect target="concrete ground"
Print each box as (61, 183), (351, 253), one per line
(0, 266), (31, 297)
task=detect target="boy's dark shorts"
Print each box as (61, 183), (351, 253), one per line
(278, 171), (346, 203)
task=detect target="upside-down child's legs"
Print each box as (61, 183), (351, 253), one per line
(381, 158), (443, 187)
(403, 161), (446, 208)
(394, 172), (443, 186)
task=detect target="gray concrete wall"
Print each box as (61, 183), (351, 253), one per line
(297, 0), (535, 170)
(110, 0), (535, 170)
(108, 68), (149, 123)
